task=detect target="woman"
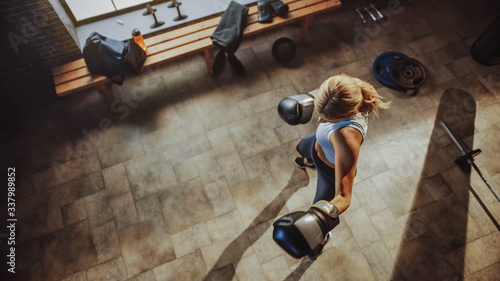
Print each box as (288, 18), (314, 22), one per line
(295, 74), (389, 259)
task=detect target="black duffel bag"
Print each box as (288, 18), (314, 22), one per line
(82, 32), (146, 85)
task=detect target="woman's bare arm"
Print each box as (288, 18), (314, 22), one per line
(329, 127), (363, 214)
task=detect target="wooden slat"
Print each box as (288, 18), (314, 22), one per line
(146, 27), (216, 57)
(55, 75), (109, 96)
(143, 38), (213, 68)
(52, 58), (86, 77)
(54, 66), (93, 86)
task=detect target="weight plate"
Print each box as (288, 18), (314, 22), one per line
(389, 58), (427, 90)
(372, 51), (410, 89)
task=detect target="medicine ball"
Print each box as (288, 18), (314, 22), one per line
(272, 37), (296, 64)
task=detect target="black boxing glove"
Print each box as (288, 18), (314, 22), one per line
(272, 200), (339, 258)
(272, 211), (323, 258)
(277, 90), (317, 125)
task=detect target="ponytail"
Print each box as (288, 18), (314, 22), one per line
(357, 80), (390, 117)
(315, 74), (389, 120)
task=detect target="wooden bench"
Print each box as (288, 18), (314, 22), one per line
(52, 0), (342, 102)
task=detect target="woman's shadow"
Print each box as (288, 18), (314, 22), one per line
(203, 166), (315, 280)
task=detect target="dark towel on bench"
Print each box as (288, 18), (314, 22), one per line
(210, 1), (249, 55)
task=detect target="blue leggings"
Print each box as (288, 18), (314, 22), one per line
(296, 133), (336, 203)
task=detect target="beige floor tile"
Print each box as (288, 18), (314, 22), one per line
(85, 256), (128, 281)
(464, 262), (500, 281)
(153, 250), (207, 281)
(61, 198), (87, 226)
(317, 238), (376, 281)
(372, 165), (429, 218)
(125, 152), (177, 200)
(466, 194), (500, 235)
(170, 222), (211, 258)
(206, 126), (237, 156)
(238, 87), (289, 118)
(242, 153), (274, 180)
(126, 270), (156, 281)
(234, 254), (267, 281)
(31, 152), (101, 191)
(139, 118), (207, 153)
(203, 264), (238, 281)
(289, 258), (324, 281)
(90, 221), (121, 264)
(159, 177), (214, 234)
(343, 207), (381, 248)
(118, 220), (175, 278)
(229, 175), (283, 228)
(205, 210), (246, 244)
(17, 189), (64, 244)
(193, 87), (245, 131)
(201, 232), (255, 272)
(109, 192), (139, 230)
(42, 221), (97, 281)
(193, 150), (226, 186)
(227, 111), (282, 160)
(354, 179), (389, 215)
(95, 125), (144, 168)
(217, 151), (249, 186)
(265, 142), (310, 191)
(203, 177), (236, 217)
(60, 271), (87, 281)
(418, 193), (483, 253)
(84, 190), (114, 230)
(59, 172), (105, 202)
(392, 233), (458, 281)
(447, 240), (490, 277)
(135, 194), (164, 223)
(362, 240), (398, 281)
(397, 210), (429, 241)
(441, 165), (475, 202)
(280, 177), (316, 216)
(261, 255), (293, 281)
(371, 209), (405, 250)
(421, 173), (453, 201)
(476, 231), (500, 265)
(102, 163), (131, 197)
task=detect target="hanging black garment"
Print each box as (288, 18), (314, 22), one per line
(210, 1), (249, 55)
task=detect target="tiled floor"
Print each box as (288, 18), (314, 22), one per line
(2, 0), (500, 280)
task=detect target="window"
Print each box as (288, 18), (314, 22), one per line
(60, 0), (166, 25)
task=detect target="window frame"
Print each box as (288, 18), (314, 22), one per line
(58, 0), (171, 26)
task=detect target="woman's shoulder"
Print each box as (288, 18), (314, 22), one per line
(330, 126), (364, 148)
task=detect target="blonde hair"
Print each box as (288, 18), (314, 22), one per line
(314, 74), (389, 120)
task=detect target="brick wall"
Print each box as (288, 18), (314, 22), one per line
(0, 0), (82, 68)
(0, 0), (83, 113)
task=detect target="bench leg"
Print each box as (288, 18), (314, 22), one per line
(95, 83), (115, 103)
(204, 48), (214, 76)
(300, 15), (315, 44)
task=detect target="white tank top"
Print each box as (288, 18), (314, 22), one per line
(315, 113), (368, 164)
